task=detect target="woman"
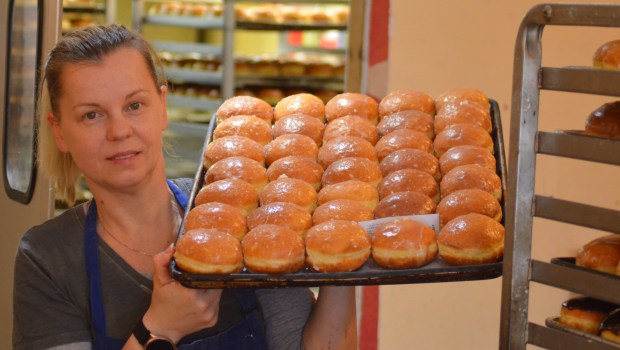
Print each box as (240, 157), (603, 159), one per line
(13, 24), (357, 350)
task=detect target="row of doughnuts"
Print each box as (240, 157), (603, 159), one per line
(559, 296), (620, 342)
(175, 89), (506, 274)
(589, 39), (620, 138)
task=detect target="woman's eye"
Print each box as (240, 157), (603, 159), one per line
(128, 102), (142, 111)
(84, 112), (98, 120)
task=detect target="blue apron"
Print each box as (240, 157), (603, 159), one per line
(84, 180), (268, 350)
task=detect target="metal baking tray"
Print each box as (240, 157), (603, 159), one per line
(169, 99), (506, 288)
(545, 317), (620, 347)
(551, 257), (620, 281)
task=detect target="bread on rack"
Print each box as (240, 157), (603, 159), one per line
(378, 89), (436, 118)
(559, 296), (619, 334)
(195, 178), (258, 217)
(241, 224), (305, 274)
(174, 228), (244, 274)
(246, 202), (312, 237)
(216, 95), (274, 124)
(321, 157), (382, 187)
(585, 101), (620, 138)
(576, 234), (620, 275)
(439, 145), (497, 176)
(439, 164), (502, 200)
(266, 156), (324, 191)
(183, 202), (248, 240)
(377, 168), (440, 203)
(312, 199), (374, 225)
(376, 110), (435, 139)
(593, 39), (620, 70)
(600, 308), (620, 343)
(323, 115), (379, 145)
(325, 92), (379, 125)
(373, 191), (436, 219)
(371, 219), (438, 269)
(213, 115), (272, 145)
(272, 113), (326, 146)
(305, 220), (371, 272)
(317, 180), (379, 210)
(375, 129), (434, 161)
(436, 188), (502, 227)
(437, 213), (504, 265)
(264, 134), (319, 166)
(379, 148), (441, 180)
(205, 156), (268, 193)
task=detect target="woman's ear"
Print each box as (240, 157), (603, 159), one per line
(48, 113), (69, 153)
(159, 85), (169, 130)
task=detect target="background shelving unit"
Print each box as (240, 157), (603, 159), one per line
(62, 0), (116, 33)
(499, 3), (620, 350)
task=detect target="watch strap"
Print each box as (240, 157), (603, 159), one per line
(132, 318), (151, 346)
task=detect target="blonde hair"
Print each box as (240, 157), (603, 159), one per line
(37, 24), (166, 206)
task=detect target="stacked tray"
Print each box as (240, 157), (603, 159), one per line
(170, 99), (507, 288)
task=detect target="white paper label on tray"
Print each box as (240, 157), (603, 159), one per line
(359, 214), (440, 235)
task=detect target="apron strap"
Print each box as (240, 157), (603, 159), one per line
(167, 179), (189, 209)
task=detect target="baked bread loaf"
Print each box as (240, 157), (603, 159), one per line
(216, 95), (274, 124)
(204, 135), (265, 168)
(305, 220), (371, 272)
(325, 93), (379, 124)
(437, 213), (504, 265)
(274, 93), (326, 122)
(323, 115), (379, 145)
(241, 224), (305, 274)
(317, 136), (378, 168)
(433, 124), (494, 158)
(264, 134), (319, 166)
(376, 110), (435, 140)
(437, 188), (502, 227)
(375, 129), (433, 161)
(174, 228), (243, 274)
(258, 177), (318, 213)
(272, 113), (326, 146)
(377, 168), (440, 203)
(205, 156), (267, 192)
(322, 157), (382, 187)
(439, 145), (497, 176)
(378, 89), (436, 118)
(434, 102), (492, 134)
(184, 202), (248, 240)
(585, 101), (620, 138)
(266, 156), (324, 191)
(576, 234), (620, 274)
(195, 178), (258, 216)
(559, 296), (619, 334)
(600, 308), (620, 343)
(593, 39), (620, 70)
(440, 164), (502, 200)
(213, 115), (272, 145)
(371, 219), (438, 268)
(246, 202), (312, 236)
(435, 88), (490, 112)
(312, 199), (374, 225)
(317, 180), (379, 210)
(373, 191), (436, 219)
(379, 148), (441, 180)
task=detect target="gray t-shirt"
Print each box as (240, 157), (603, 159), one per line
(13, 179), (315, 350)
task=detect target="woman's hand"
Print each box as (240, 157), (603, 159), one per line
(142, 245), (222, 344)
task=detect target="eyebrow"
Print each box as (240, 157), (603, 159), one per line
(71, 89), (150, 111)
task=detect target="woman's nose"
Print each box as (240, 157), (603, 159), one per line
(106, 113), (133, 140)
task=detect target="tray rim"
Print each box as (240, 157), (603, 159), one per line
(545, 316), (620, 347)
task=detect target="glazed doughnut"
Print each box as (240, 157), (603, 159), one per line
(559, 296), (619, 334)
(205, 156), (268, 193)
(274, 93), (326, 122)
(439, 145), (497, 176)
(213, 115), (272, 145)
(576, 234), (620, 274)
(373, 191), (436, 219)
(272, 113), (326, 146)
(433, 124), (494, 158)
(174, 228), (243, 274)
(216, 95), (274, 124)
(257, 88), (284, 106)
(377, 110), (435, 139)
(377, 168), (440, 203)
(317, 180), (379, 210)
(321, 157), (382, 187)
(371, 219), (438, 269)
(305, 220), (371, 272)
(323, 115), (379, 145)
(325, 92), (379, 124)
(241, 224), (305, 274)
(264, 134), (319, 166)
(317, 136), (378, 168)
(204, 135), (265, 168)
(593, 39), (620, 70)
(436, 188), (502, 227)
(194, 178), (258, 216)
(183, 202), (247, 240)
(600, 309), (620, 342)
(379, 148), (441, 180)
(434, 102), (492, 134)
(437, 213), (504, 265)
(312, 199), (374, 225)
(246, 202), (312, 236)
(375, 129), (434, 161)
(258, 177), (317, 213)
(378, 89), (436, 118)
(266, 156), (324, 191)
(440, 164), (502, 200)
(585, 101), (620, 138)
(435, 88), (490, 112)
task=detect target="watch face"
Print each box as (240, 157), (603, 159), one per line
(145, 338), (175, 350)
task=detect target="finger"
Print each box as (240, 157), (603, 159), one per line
(152, 244), (175, 285)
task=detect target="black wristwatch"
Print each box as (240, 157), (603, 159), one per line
(133, 318), (177, 350)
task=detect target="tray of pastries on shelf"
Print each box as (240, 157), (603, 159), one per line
(169, 87), (508, 288)
(235, 3), (349, 26)
(560, 100), (620, 140)
(148, 1), (223, 18)
(547, 295), (620, 345)
(235, 53), (345, 80)
(551, 234), (620, 279)
(593, 38), (620, 71)
(159, 52), (222, 72)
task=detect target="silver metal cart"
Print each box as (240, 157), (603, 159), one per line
(500, 3), (620, 350)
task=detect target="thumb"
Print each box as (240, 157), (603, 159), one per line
(152, 244), (175, 285)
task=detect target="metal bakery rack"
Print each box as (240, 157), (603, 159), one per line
(500, 3), (620, 350)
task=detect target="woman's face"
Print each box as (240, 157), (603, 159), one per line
(50, 47), (168, 191)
